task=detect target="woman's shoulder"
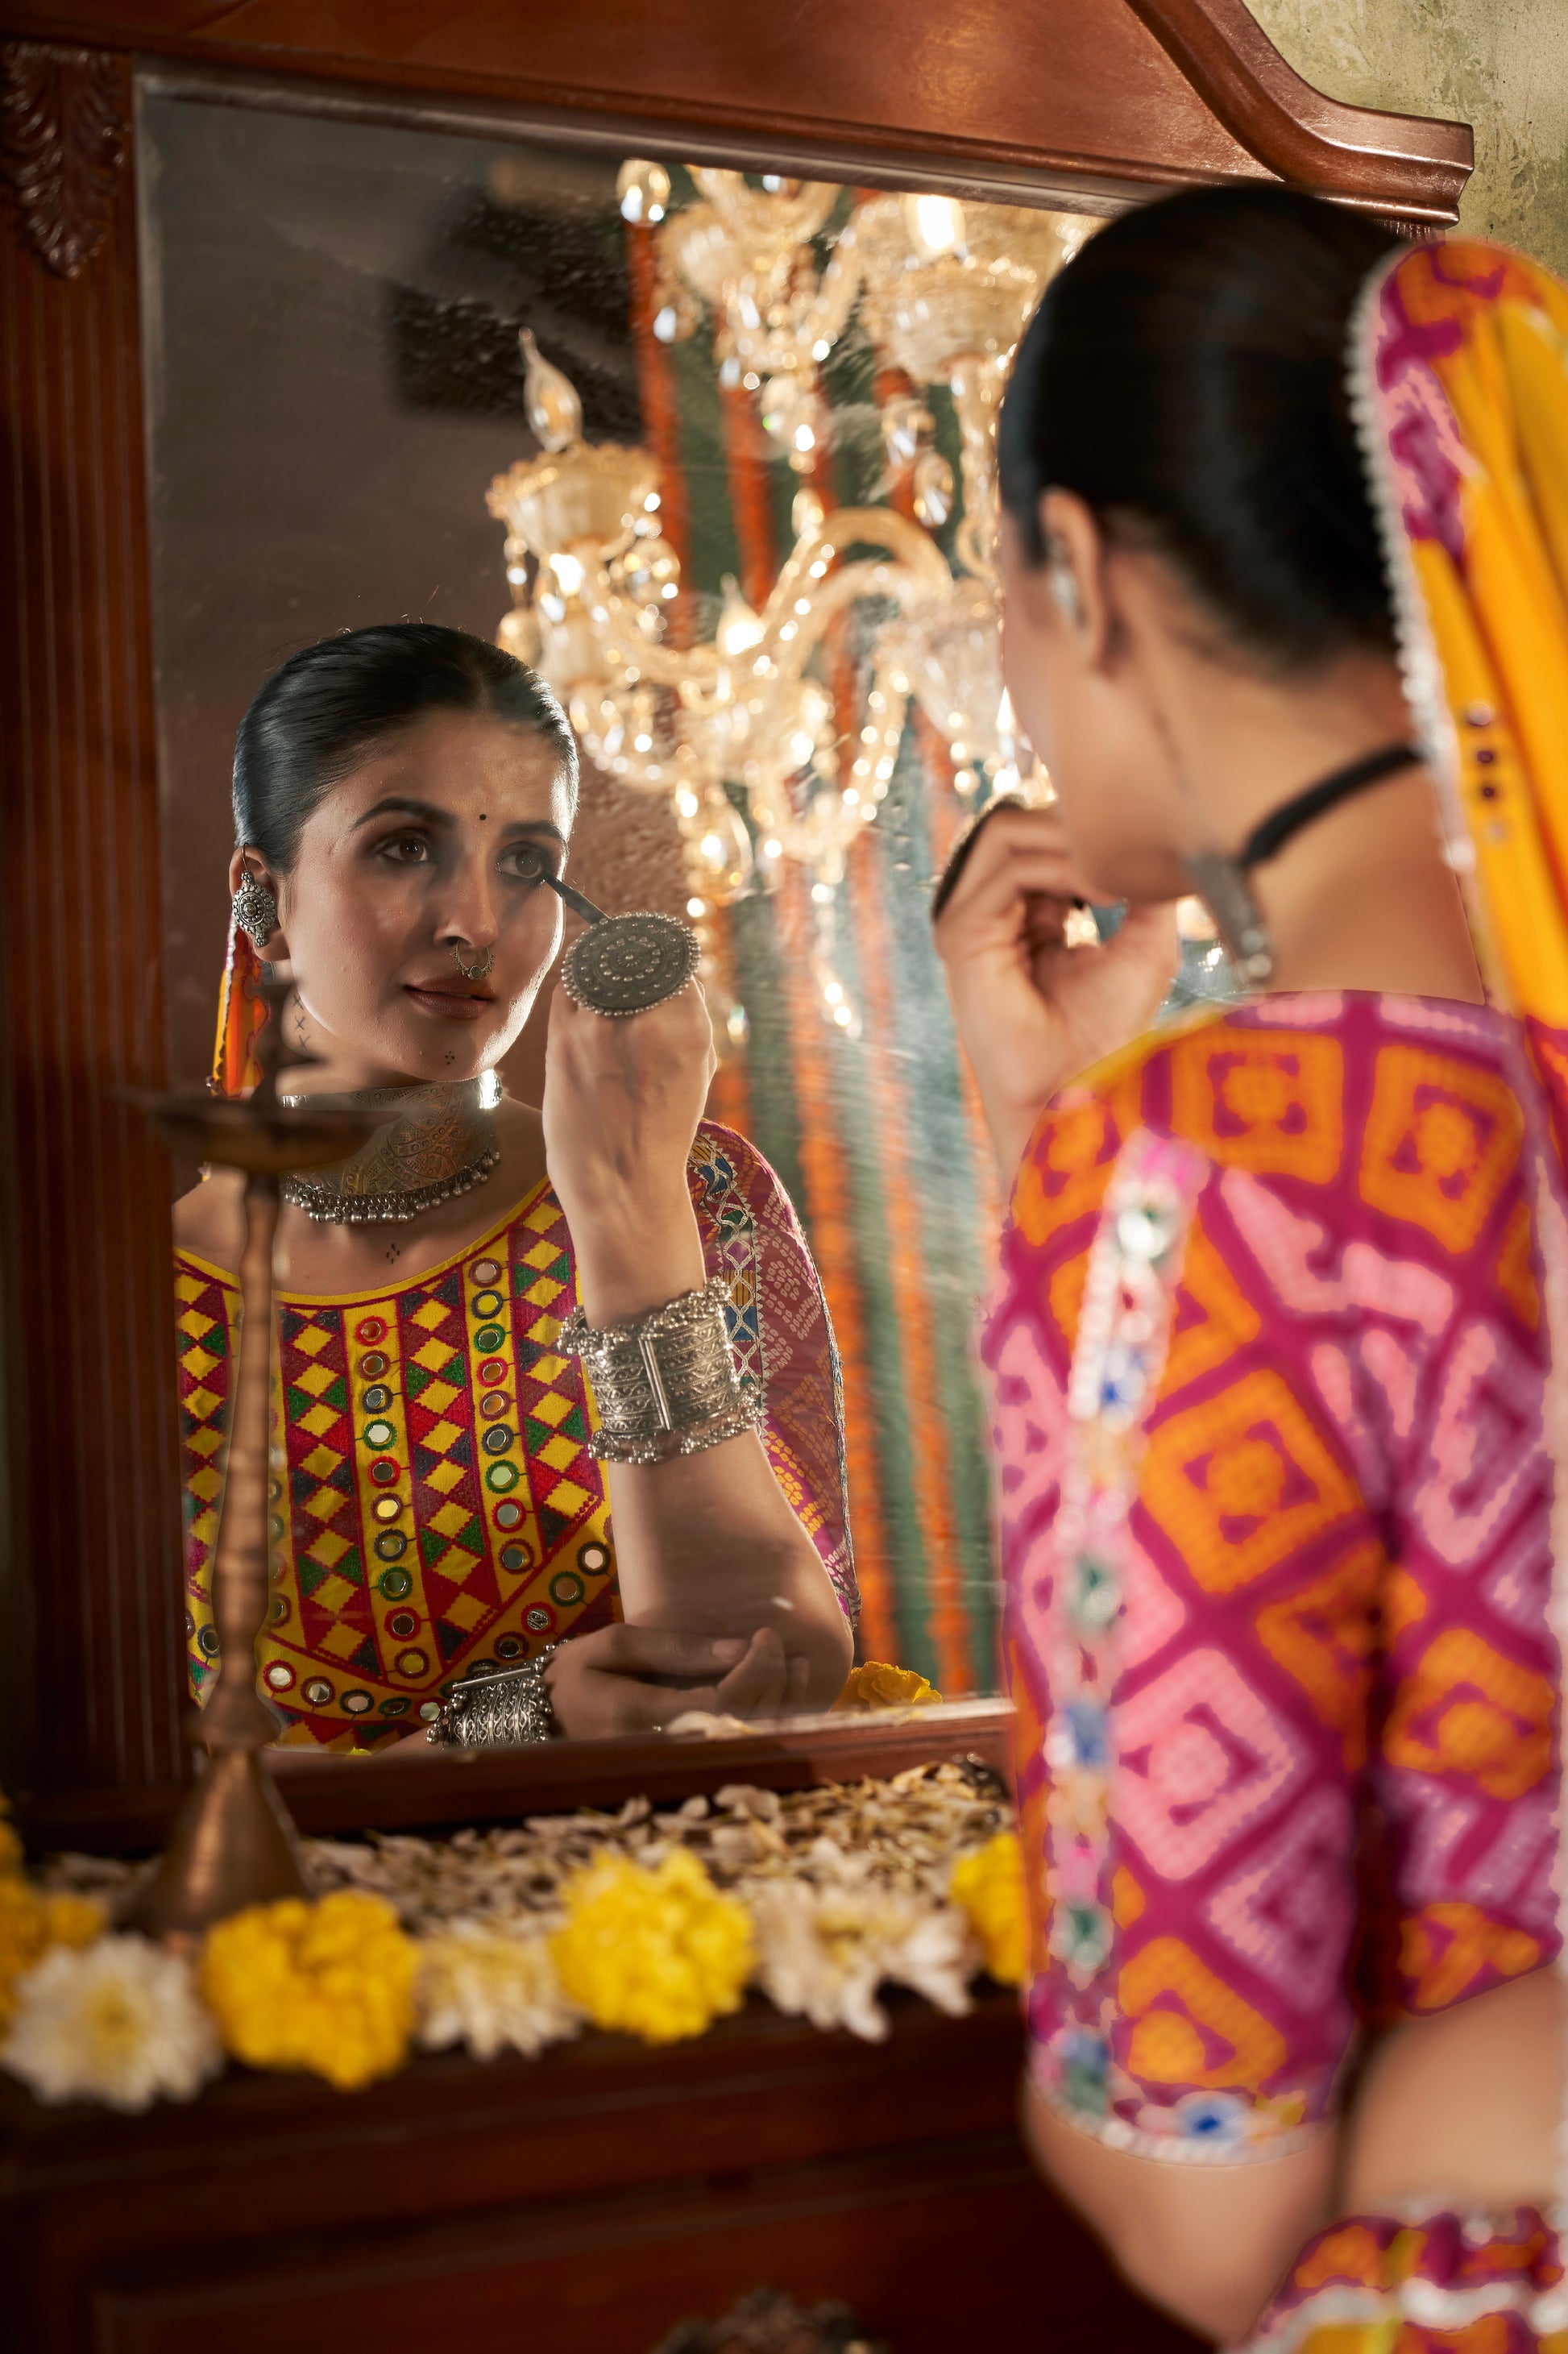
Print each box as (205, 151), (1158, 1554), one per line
(687, 1119), (813, 1240)
(690, 1118), (778, 1202)
(1011, 987), (1526, 1257)
(172, 1168), (246, 1279)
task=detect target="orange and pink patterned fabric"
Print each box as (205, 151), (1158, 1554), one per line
(981, 994), (1558, 2163)
(1254, 2205), (1568, 2354)
(175, 1122), (855, 1749)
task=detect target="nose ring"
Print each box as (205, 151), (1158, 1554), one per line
(450, 941), (496, 981)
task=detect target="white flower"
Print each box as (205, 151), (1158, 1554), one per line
(415, 1920), (582, 2061)
(745, 1880), (977, 2041)
(2, 1934), (222, 2112)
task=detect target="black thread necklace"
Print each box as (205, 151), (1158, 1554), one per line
(1188, 738), (1423, 985)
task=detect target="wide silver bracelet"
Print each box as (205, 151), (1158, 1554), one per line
(559, 1274), (763, 1466)
(425, 1647), (558, 1749)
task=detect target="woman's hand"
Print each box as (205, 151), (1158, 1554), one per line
(544, 1623), (808, 1738)
(541, 969), (716, 1322)
(932, 803), (1179, 1177)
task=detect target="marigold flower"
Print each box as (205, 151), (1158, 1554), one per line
(835, 1661), (942, 1711)
(550, 1850), (753, 2045)
(416, 1920), (582, 2061)
(950, 1831), (1027, 1987)
(201, 1890), (417, 2090)
(2, 1933), (221, 2112)
(0, 1879), (106, 2030)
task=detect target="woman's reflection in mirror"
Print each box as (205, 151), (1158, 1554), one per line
(175, 625), (855, 1748)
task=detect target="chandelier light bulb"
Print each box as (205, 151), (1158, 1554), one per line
(716, 576), (766, 658)
(791, 488), (826, 539)
(550, 550), (586, 596)
(616, 157), (671, 226)
(686, 800), (753, 903)
(904, 193), (967, 259)
(518, 330), (583, 454)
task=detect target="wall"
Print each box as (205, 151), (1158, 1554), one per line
(1245, 0), (1568, 273)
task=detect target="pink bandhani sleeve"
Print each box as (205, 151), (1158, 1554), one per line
(688, 1122), (857, 1625)
(983, 1108), (1376, 2164)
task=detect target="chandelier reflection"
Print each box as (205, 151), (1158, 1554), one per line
(487, 168), (1091, 1007)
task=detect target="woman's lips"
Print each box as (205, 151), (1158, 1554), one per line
(403, 983), (495, 1022)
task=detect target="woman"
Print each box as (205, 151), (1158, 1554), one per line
(176, 624), (855, 1746)
(936, 189), (1568, 2349)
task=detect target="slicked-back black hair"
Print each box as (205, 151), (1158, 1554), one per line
(234, 623), (579, 867)
(998, 185), (1401, 670)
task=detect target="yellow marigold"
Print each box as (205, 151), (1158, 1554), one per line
(551, 1850), (753, 2045)
(201, 1890), (417, 2090)
(0, 1879), (105, 2030)
(950, 1832), (1027, 1987)
(835, 1661), (942, 1711)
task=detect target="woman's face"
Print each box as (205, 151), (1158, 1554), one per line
(258, 709), (574, 1087)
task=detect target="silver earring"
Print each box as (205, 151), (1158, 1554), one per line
(1183, 852), (1274, 986)
(232, 864), (278, 948)
(1047, 550), (1085, 628)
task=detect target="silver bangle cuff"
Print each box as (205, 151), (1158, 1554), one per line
(559, 1274), (763, 1466)
(425, 1647), (559, 1749)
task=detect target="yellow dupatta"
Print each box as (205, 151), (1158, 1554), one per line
(1352, 239), (1568, 1082)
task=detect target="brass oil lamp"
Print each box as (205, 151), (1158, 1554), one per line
(127, 978), (377, 1939)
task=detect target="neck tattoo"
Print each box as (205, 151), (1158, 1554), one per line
(277, 1071), (503, 1227)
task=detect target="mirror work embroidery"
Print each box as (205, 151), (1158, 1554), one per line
(175, 1125), (855, 1749)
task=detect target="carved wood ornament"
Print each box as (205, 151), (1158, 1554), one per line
(0, 38), (125, 274)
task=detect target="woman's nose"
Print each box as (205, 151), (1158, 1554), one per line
(436, 853), (500, 949)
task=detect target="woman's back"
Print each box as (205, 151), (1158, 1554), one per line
(986, 988), (1557, 2154)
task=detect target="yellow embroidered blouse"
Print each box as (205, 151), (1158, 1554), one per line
(175, 1123), (855, 1749)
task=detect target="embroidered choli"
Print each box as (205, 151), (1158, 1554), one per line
(981, 994), (1561, 2163)
(176, 1123), (855, 1749)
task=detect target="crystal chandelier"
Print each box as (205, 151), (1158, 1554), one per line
(487, 169), (1089, 922)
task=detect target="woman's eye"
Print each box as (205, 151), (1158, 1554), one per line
(379, 834), (429, 865)
(505, 845), (554, 883)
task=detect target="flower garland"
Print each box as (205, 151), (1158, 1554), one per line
(0, 1766), (1026, 2110)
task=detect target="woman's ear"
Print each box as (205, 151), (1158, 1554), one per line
(228, 846), (288, 960)
(1039, 489), (1114, 670)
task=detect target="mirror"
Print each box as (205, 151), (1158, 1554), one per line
(140, 87), (1156, 1762)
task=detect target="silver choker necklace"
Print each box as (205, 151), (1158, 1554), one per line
(278, 1072), (502, 1226)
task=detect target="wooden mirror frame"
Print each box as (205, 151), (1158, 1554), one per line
(0, 0), (1471, 1845)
